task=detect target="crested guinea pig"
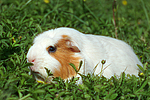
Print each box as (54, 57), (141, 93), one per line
(27, 27), (143, 83)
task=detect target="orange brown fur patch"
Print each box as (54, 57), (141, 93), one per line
(48, 35), (81, 79)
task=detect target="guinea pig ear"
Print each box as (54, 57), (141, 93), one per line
(63, 35), (81, 53)
(66, 40), (81, 52)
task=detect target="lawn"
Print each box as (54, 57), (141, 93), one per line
(0, 0), (150, 99)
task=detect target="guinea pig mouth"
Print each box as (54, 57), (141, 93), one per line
(32, 71), (46, 82)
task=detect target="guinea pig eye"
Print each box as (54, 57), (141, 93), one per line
(48, 46), (57, 53)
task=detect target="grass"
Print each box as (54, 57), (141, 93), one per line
(0, 0), (150, 99)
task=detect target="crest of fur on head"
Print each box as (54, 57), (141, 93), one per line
(27, 27), (143, 84)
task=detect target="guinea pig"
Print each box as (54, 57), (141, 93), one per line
(27, 27), (143, 84)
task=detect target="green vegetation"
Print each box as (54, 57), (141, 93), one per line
(0, 0), (150, 99)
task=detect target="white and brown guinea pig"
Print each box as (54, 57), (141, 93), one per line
(27, 27), (143, 83)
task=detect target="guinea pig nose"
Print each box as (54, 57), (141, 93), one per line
(32, 59), (35, 63)
(28, 58), (35, 63)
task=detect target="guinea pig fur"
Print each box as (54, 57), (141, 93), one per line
(27, 27), (143, 84)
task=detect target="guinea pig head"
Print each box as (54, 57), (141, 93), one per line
(27, 34), (82, 83)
